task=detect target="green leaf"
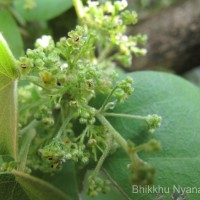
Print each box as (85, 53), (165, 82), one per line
(0, 34), (18, 159)
(0, 10), (24, 58)
(40, 162), (81, 200)
(0, 77), (18, 159)
(0, 171), (72, 200)
(103, 71), (200, 199)
(14, 0), (73, 21)
(0, 173), (29, 200)
(13, 170), (72, 200)
(0, 33), (18, 78)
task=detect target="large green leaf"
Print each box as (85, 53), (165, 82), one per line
(0, 10), (24, 58)
(14, 0), (73, 21)
(0, 173), (29, 200)
(0, 33), (18, 78)
(0, 78), (18, 159)
(0, 34), (18, 159)
(0, 171), (72, 200)
(103, 71), (200, 199)
(40, 162), (80, 200)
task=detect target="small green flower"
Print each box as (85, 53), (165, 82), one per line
(17, 57), (33, 74)
(121, 10), (138, 25)
(144, 139), (161, 152)
(87, 176), (111, 197)
(114, 76), (134, 103)
(129, 160), (156, 186)
(39, 70), (56, 88)
(114, 0), (128, 12)
(146, 114), (162, 133)
(39, 138), (67, 171)
(67, 26), (88, 49)
(24, 0), (36, 10)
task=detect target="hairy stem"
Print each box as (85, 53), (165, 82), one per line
(92, 135), (112, 178)
(18, 129), (36, 171)
(96, 113), (128, 153)
(98, 85), (118, 113)
(20, 120), (39, 137)
(56, 108), (75, 138)
(98, 44), (114, 63)
(104, 112), (147, 120)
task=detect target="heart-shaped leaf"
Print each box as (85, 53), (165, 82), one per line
(14, 0), (73, 21)
(103, 71), (200, 199)
(0, 171), (72, 200)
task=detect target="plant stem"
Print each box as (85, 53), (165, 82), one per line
(56, 109), (75, 138)
(92, 135), (112, 177)
(104, 112), (147, 120)
(97, 44), (114, 63)
(20, 120), (39, 137)
(98, 85), (118, 113)
(21, 76), (46, 89)
(73, 0), (85, 19)
(18, 129), (36, 171)
(96, 113), (128, 153)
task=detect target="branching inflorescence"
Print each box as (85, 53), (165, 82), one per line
(14, 0), (161, 197)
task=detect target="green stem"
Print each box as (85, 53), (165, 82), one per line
(92, 135), (112, 178)
(76, 126), (89, 143)
(56, 118), (71, 138)
(73, 0), (85, 19)
(97, 44), (114, 63)
(104, 112), (147, 120)
(19, 120), (39, 137)
(56, 109), (75, 138)
(132, 144), (148, 154)
(98, 85), (118, 113)
(96, 113), (128, 153)
(21, 76), (60, 94)
(21, 76), (46, 89)
(18, 129), (36, 171)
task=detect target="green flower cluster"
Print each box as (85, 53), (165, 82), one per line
(87, 176), (110, 197)
(24, 0), (36, 10)
(83, 0), (147, 67)
(0, 161), (18, 172)
(17, 0), (162, 197)
(128, 159), (156, 186)
(146, 114), (162, 133)
(38, 124), (111, 172)
(114, 77), (134, 103)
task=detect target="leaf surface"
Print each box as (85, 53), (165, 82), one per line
(13, 170), (72, 200)
(41, 162), (81, 200)
(0, 171), (72, 200)
(0, 10), (24, 58)
(0, 33), (18, 78)
(0, 78), (18, 159)
(14, 0), (73, 21)
(0, 34), (18, 159)
(0, 173), (29, 200)
(104, 71), (200, 199)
